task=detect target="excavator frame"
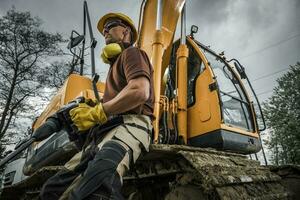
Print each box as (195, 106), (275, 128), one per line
(1, 0), (299, 199)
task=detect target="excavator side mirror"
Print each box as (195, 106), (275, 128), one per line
(190, 25), (198, 39)
(234, 62), (247, 79)
(67, 30), (84, 49)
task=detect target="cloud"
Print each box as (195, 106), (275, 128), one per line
(184, 0), (300, 102)
(0, 0), (299, 101)
(187, 0), (230, 25)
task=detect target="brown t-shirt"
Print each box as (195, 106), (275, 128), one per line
(103, 46), (154, 117)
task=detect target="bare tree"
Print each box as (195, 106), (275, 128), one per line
(39, 55), (82, 91)
(0, 8), (65, 152)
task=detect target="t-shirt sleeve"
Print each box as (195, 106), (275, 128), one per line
(122, 47), (151, 82)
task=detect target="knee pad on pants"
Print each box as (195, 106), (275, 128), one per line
(69, 140), (128, 200)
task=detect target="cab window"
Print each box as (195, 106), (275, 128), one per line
(201, 49), (254, 131)
(167, 40), (203, 106)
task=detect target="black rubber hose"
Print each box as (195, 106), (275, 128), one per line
(172, 113), (178, 144)
(164, 111), (170, 144)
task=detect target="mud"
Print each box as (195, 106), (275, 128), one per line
(1, 144), (297, 200)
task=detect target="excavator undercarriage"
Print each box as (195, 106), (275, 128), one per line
(1, 144), (298, 200)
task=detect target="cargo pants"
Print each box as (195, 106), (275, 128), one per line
(39, 114), (152, 200)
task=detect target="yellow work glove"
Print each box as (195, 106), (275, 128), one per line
(69, 103), (108, 131)
(101, 43), (122, 64)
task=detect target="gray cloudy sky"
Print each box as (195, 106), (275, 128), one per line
(0, 0), (299, 102)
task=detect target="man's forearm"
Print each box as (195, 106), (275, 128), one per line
(103, 86), (145, 115)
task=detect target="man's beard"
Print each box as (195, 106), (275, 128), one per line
(105, 35), (119, 45)
(104, 35), (130, 49)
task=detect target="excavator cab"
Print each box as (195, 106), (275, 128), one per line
(138, 0), (265, 155)
(164, 37), (262, 154)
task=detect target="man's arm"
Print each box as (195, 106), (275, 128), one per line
(102, 76), (150, 116)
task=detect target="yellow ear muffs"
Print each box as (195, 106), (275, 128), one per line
(101, 43), (122, 64)
(101, 52), (110, 64)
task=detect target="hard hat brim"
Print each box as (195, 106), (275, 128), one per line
(97, 13), (138, 43)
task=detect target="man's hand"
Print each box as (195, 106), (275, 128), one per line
(69, 103), (107, 131)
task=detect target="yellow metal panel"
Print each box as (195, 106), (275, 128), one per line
(96, 82), (105, 93)
(187, 69), (221, 138)
(138, 0), (185, 57)
(187, 38), (222, 138)
(63, 74), (94, 104)
(198, 99), (211, 122)
(138, 0), (185, 95)
(33, 74), (105, 130)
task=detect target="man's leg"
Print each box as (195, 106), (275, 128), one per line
(43, 125), (121, 200)
(69, 115), (152, 200)
(68, 139), (131, 200)
(39, 151), (83, 200)
(40, 146), (96, 200)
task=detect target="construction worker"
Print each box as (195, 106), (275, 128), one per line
(39, 13), (154, 200)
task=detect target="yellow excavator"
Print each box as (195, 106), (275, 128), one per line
(1, 0), (299, 199)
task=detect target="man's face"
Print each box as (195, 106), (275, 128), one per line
(103, 19), (128, 45)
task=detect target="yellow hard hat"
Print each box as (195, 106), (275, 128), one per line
(97, 13), (138, 43)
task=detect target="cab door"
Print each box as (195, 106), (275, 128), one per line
(167, 37), (261, 154)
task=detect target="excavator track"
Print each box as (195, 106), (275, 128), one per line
(124, 144), (290, 200)
(0, 145), (292, 199)
(0, 166), (64, 200)
(270, 165), (300, 199)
